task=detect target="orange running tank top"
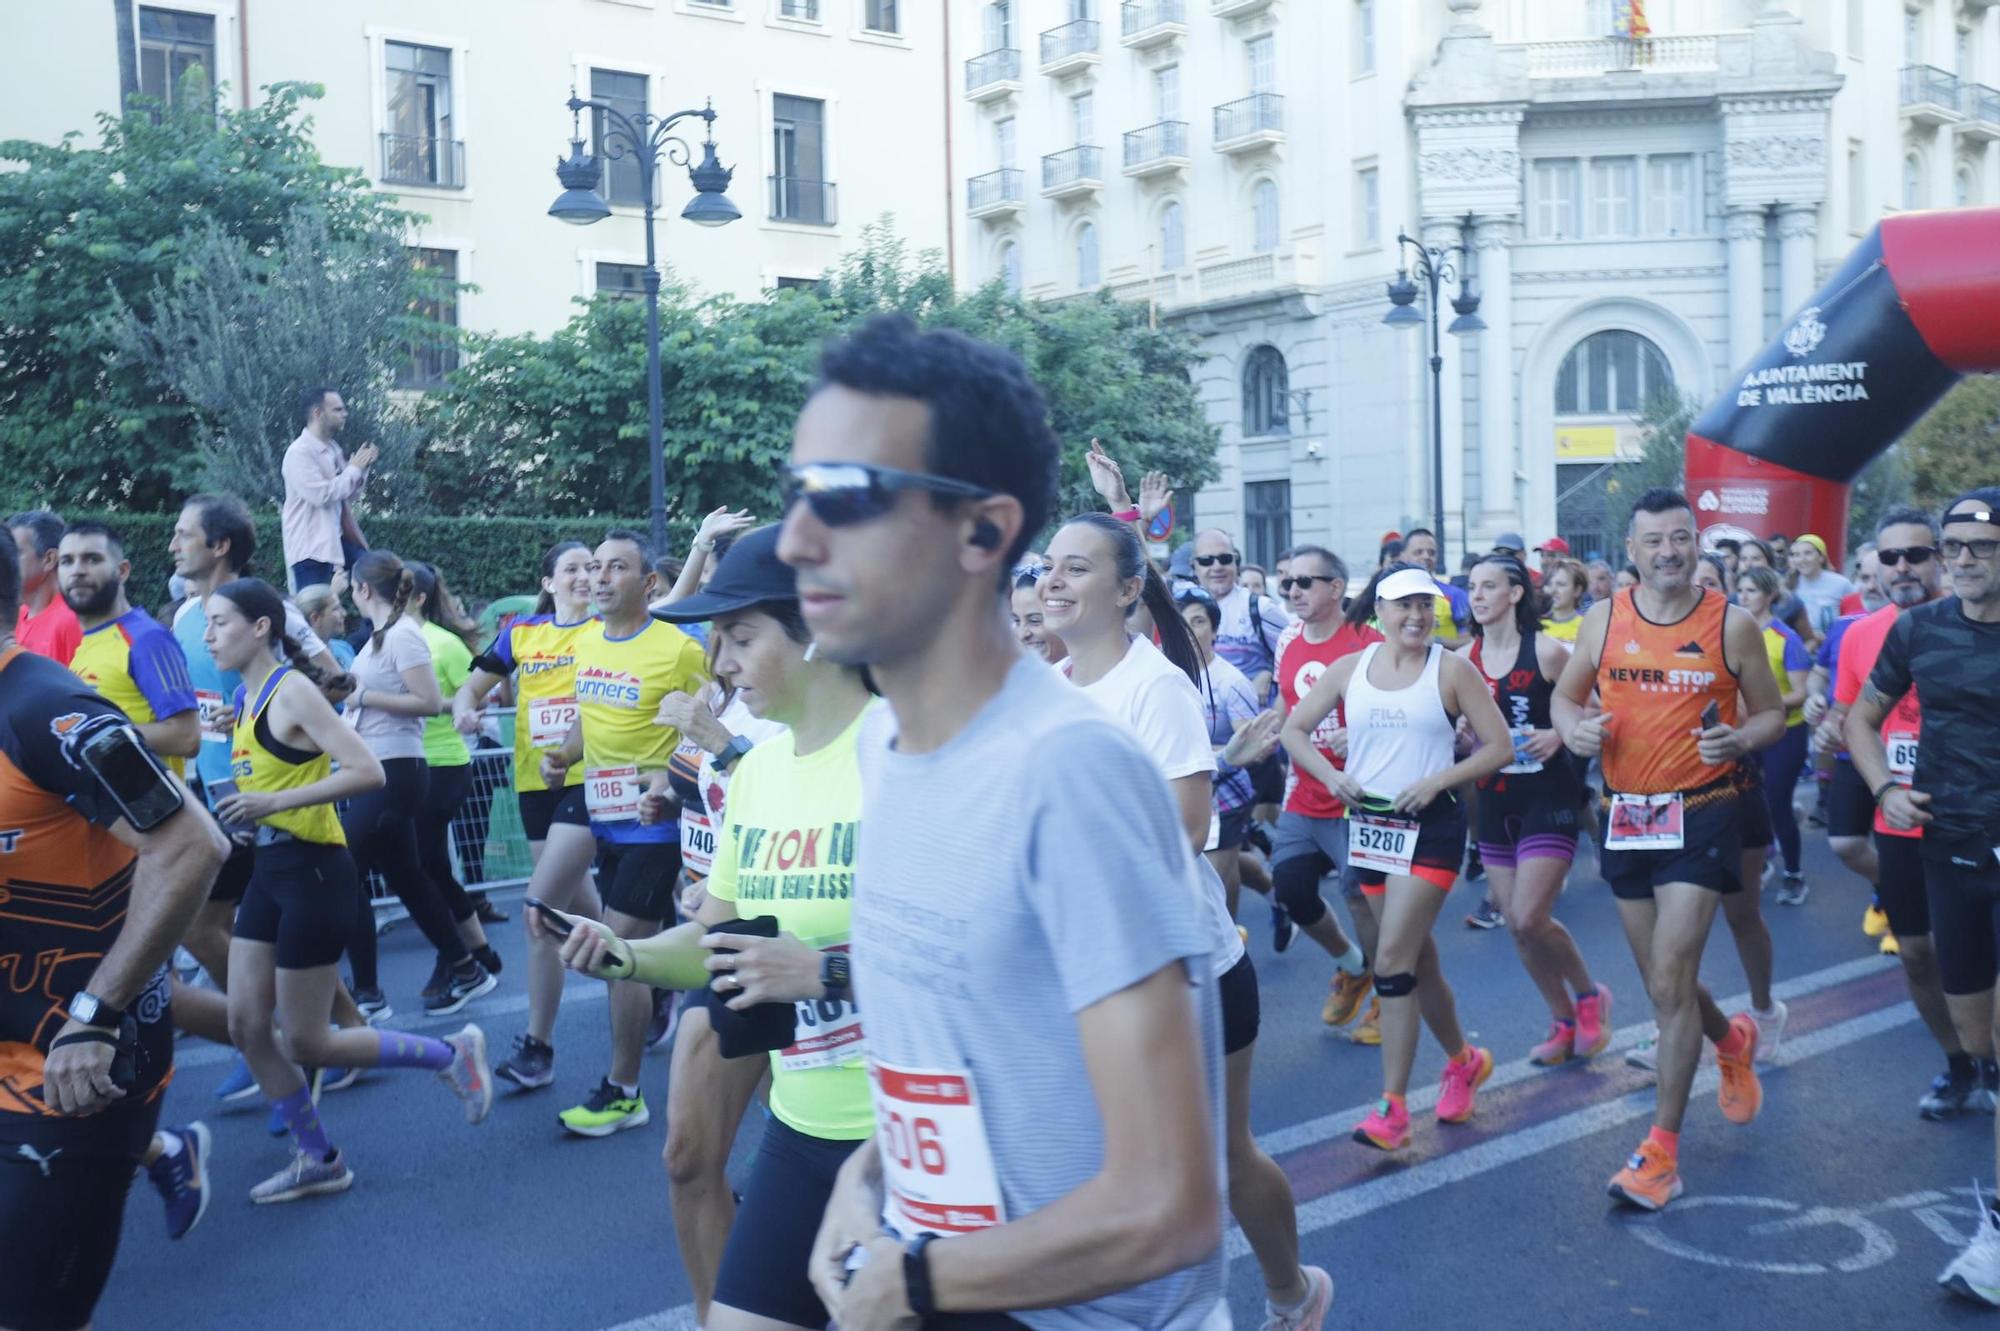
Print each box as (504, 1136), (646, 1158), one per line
(1596, 588), (1739, 795)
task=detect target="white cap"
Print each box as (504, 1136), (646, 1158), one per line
(1377, 568), (1437, 603)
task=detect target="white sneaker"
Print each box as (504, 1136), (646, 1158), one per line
(1941, 1184), (2000, 1306)
(440, 1024), (494, 1125)
(1751, 999), (1788, 1063)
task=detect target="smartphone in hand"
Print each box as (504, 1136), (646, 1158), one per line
(526, 896), (575, 941)
(1700, 701), (1721, 731)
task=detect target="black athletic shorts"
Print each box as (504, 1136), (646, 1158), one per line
(1827, 758), (1875, 840)
(596, 838), (682, 921)
(233, 838), (363, 969)
(1924, 840), (2000, 997)
(1600, 778), (1744, 901)
(1874, 829), (1929, 938)
(1219, 952), (1260, 1056)
(1476, 775), (1583, 863)
(517, 785), (588, 842)
(0, 1094), (164, 1331)
(715, 1115), (863, 1328)
(208, 841), (255, 904)
(1213, 806), (1253, 853)
(1352, 795), (1467, 893)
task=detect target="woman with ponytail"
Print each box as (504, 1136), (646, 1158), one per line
(343, 551), (496, 1021)
(1040, 511), (1335, 1331)
(203, 577), (490, 1204)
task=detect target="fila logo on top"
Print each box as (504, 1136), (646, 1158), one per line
(1784, 306), (1827, 359)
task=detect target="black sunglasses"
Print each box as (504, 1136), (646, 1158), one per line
(1943, 537), (2000, 561)
(1280, 575), (1339, 593)
(1876, 546), (1936, 567)
(782, 462), (995, 528)
(1193, 553), (1238, 568)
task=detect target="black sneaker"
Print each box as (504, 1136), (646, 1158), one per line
(1464, 847), (1486, 883)
(352, 987), (393, 1025)
(424, 961), (497, 1017)
(420, 959), (451, 1004)
(474, 944), (505, 977)
(1923, 1061), (1981, 1121)
(495, 1034), (554, 1090)
(1270, 903), (1296, 954)
(1465, 898), (1505, 930)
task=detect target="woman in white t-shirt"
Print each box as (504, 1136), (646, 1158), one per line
(1041, 511), (1333, 1331)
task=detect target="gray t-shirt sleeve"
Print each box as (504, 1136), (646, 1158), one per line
(1022, 722), (1211, 1015)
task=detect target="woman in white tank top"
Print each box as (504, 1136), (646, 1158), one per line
(1281, 564), (1514, 1154)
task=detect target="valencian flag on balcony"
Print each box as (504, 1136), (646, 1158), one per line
(1613, 1), (1650, 39)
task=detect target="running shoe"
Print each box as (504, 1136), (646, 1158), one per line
(474, 945), (505, 976)
(1606, 1139), (1683, 1212)
(1880, 934), (1901, 956)
(424, 961), (497, 1017)
(1716, 1014), (1763, 1124)
(1530, 1020), (1576, 1067)
(320, 1064), (362, 1093)
(1574, 983), (1613, 1060)
(1861, 901), (1889, 937)
(420, 958), (451, 1004)
(250, 1149), (354, 1205)
(214, 1052), (259, 1103)
(1258, 1265), (1334, 1331)
(1464, 898), (1504, 930)
(646, 988), (679, 1052)
(1463, 847), (1485, 882)
(1751, 998), (1788, 1063)
(496, 1034), (555, 1090)
(1271, 903), (1296, 954)
(1348, 997), (1382, 1046)
(1322, 970), (1372, 1027)
(352, 987), (394, 1025)
(1352, 1096), (1410, 1151)
(1436, 1045), (1495, 1123)
(440, 1024), (493, 1125)
(1942, 1186), (2000, 1307)
(145, 1122), (211, 1240)
(1922, 1062), (1982, 1121)
(1776, 873), (1809, 906)
(559, 1079), (650, 1138)
(1626, 1029), (1658, 1072)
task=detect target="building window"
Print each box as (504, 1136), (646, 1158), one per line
(775, 275), (825, 293)
(1643, 154), (1697, 236)
(138, 7), (215, 112)
(1076, 223), (1100, 288)
(1353, 0), (1375, 76)
(772, 93), (832, 224)
(865, 0), (899, 34)
(1155, 65), (1181, 120)
(1903, 151), (1923, 209)
(1071, 91), (1095, 144)
(1248, 34), (1276, 95)
(779, 0), (822, 17)
(1160, 201), (1186, 271)
(596, 261), (647, 297)
(1530, 159), (1580, 239)
(383, 41), (460, 188)
(1355, 164), (1380, 246)
(996, 117), (1016, 170)
(1244, 480), (1291, 571)
(1242, 345), (1290, 437)
(1588, 157), (1638, 237)
(999, 240), (1022, 294)
(397, 248), (459, 390)
(1553, 330), (1671, 417)
(591, 69), (649, 207)
(1251, 179), (1280, 252)
(984, 0), (1012, 49)
(1848, 140), (1866, 231)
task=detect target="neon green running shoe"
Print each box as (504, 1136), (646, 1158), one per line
(558, 1079), (649, 1138)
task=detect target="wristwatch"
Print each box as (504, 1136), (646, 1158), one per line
(820, 952), (851, 1002)
(69, 990), (125, 1029)
(903, 1233), (938, 1319)
(715, 734), (754, 773)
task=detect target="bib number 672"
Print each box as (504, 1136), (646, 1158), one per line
(879, 1107), (948, 1177)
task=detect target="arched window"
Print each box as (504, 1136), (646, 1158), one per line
(1242, 345), (1290, 437)
(1160, 201), (1186, 271)
(998, 240), (1021, 294)
(1903, 152), (1924, 210)
(1553, 330), (1673, 416)
(1076, 222), (1099, 288)
(1251, 179), (1280, 253)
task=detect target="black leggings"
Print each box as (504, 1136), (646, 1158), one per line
(344, 757), (469, 991)
(417, 762), (479, 925)
(1759, 723), (1810, 874)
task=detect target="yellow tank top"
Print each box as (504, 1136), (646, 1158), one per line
(230, 667), (344, 845)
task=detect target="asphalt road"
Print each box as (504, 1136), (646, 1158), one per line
(98, 829), (1994, 1330)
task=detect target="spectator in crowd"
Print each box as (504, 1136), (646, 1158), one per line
(1585, 558), (1616, 603)
(1787, 533), (1854, 637)
(1398, 527), (1473, 645)
(1714, 538), (1742, 580)
(295, 579), (357, 670)
(1378, 538), (1405, 570)
(1534, 536), (1572, 581)
(282, 387), (377, 591)
(7, 509), (80, 664)
(1240, 563), (1270, 598)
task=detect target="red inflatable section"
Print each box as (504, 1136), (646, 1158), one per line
(1880, 209), (2000, 373)
(1684, 436), (1855, 564)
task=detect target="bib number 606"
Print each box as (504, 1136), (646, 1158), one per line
(879, 1108), (948, 1177)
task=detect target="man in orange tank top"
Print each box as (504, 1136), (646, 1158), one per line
(1554, 488), (1785, 1213)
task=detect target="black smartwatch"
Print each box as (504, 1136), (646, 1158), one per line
(69, 990), (125, 1029)
(903, 1233), (938, 1319)
(820, 952), (851, 1002)
(715, 734), (754, 773)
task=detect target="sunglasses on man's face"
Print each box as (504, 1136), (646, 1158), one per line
(1281, 575), (1338, 593)
(1876, 546), (1936, 567)
(1194, 553), (1237, 568)
(782, 462), (995, 528)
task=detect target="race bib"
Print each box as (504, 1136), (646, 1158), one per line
(679, 806), (716, 878)
(1607, 792), (1685, 850)
(1502, 726), (1545, 776)
(529, 696), (579, 749)
(584, 765), (643, 822)
(1886, 732), (1918, 785)
(1349, 812), (1418, 875)
(871, 1060), (1006, 1236)
(781, 950), (865, 1072)
(196, 689), (233, 747)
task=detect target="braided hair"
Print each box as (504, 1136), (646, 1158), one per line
(1470, 554), (1541, 639)
(352, 551), (415, 653)
(212, 578), (326, 686)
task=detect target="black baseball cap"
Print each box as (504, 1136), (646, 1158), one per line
(650, 523), (795, 623)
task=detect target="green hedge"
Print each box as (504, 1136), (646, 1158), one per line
(53, 512), (657, 610)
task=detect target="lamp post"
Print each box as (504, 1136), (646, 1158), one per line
(1383, 219), (1484, 569)
(550, 93), (740, 552)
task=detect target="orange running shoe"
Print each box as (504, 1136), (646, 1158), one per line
(1716, 1013), (1764, 1125)
(1322, 969), (1372, 1027)
(1348, 997), (1382, 1046)
(1606, 1139), (1683, 1211)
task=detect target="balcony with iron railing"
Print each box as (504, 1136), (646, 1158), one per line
(1039, 18), (1100, 74)
(965, 48), (1022, 100)
(380, 133), (466, 189)
(1522, 33), (1723, 78)
(1960, 80), (2000, 137)
(967, 167), (1026, 218)
(1901, 64), (1964, 125)
(1213, 94), (1283, 152)
(1122, 120), (1189, 176)
(769, 175), (837, 226)
(1121, 0), (1185, 48)
(1041, 145), (1104, 198)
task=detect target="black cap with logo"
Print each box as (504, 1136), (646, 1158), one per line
(650, 523), (795, 623)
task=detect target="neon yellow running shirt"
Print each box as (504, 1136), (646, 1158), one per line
(573, 619), (708, 843)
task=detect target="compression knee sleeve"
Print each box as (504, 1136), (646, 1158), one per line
(1271, 855), (1330, 927)
(1373, 971), (1418, 998)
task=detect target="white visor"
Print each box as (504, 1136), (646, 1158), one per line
(1376, 568), (1438, 603)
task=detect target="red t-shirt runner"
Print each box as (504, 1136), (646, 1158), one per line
(1834, 603), (1922, 840)
(14, 598), (81, 666)
(1275, 619), (1382, 819)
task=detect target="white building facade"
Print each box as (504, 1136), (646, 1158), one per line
(949, 0), (2000, 569)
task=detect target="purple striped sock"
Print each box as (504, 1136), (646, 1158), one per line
(374, 1030), (455, 1071)
(273, 1087), (334, 1160)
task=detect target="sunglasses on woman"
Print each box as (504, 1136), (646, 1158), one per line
(781, 462), (995, 528)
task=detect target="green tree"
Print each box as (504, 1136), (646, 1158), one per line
(0, 80), (418, 510)
(1899, 374), (2000, 511)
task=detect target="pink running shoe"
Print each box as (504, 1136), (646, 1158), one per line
(1352, 1095), (1410, 1151)
(1574, 983), (1613, 1059)
(1436, 1045), (1495, 1123)
(1530, 1020), (1576, 1067)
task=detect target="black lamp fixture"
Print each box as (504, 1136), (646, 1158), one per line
(1381, 216), (1484, 568)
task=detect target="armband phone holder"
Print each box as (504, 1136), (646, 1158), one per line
(702, 916), (797, 1059)
(60, 714), (183, 832)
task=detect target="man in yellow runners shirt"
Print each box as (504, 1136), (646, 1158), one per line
(60, 520), (199, 775)
(542, 530), (708, 1137)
